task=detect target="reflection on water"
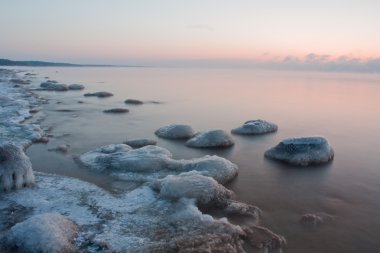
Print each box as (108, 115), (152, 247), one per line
(25, 67), (380, 253)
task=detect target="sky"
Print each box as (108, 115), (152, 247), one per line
(1, 0), (379, 71)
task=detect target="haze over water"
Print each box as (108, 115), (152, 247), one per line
(24, 66), (380, 253)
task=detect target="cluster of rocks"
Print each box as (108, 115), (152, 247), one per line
(39, 80), (85, 91)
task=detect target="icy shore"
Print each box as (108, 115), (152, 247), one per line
(0, 69), (285, 253)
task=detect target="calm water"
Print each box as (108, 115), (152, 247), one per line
(23, 67), (380, 253)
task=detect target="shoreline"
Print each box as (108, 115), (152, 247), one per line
(0, 68), (286, 252)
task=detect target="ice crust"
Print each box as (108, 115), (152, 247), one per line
(232, 119), (278, 135)
(155, 124), (195, 139)
(186, 129), (235, 148)
(78, 144), (238, 184)
(265, 136), (334, 166)
(2, 213), (77, 253)
(0, 143), (35, 191)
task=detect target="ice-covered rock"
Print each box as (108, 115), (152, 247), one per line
(40, 81), (69, 91)
(103, 108), (129, 113)
(84, 91), (113, 97)
(68, 83), (85, 90)
(124, 138), (157, 148)
(151, 171), (234, 206)
(124, 99), (143, 105)
(3, 213), (77, 253)
(242, 225), (286, 251)
(231, 119), (278, 135)
(186, 129), (234, 148)
(155, 124), (195, 139)
(264, 137), (334, 166)
(0, 143), (34, 191)
(78, 144), (238, 184)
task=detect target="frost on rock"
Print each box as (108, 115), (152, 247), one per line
(232, 119), (278, 135)
(155, 124), (195, 139)
(186, 129), (234, 148)
(78, 144), (238, 184)
(264, 136), (334, 166)
(3, 213), (77, 253)
(0, 143), (35, 191)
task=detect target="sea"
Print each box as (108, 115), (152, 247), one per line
(17, 67), (380, 252)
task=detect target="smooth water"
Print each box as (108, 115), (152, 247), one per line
(23, 67), (380, 253)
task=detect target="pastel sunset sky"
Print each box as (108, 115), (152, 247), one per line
(1, 0), (379, 69)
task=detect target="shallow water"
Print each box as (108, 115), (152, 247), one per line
(18, 67), (380, 252)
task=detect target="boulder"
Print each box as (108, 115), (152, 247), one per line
(124, 99), (143, 105)
(84, 91), (113, 98)
(186, 130), (234, 148)
(3, 213), (77, 253)
(123, 138), (157, 148)
(0, 143), (34, 191)
(40, 81), (68, 91)
(231, 119), (278, 135)
(103, 108), (129, 113)
(155, 124), (194, 139)
(68, 84), (85, 90)
(264, 137), (334, 166)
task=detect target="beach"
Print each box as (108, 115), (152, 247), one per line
(1, 67), (380, 252)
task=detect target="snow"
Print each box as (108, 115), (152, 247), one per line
(231, 119), (278, 135)
(3, 213), (77, 253)
(155, 124), (195, 139)
(0, 143), (35, 191)
(186, 129), (235, 148)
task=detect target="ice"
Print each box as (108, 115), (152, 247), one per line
(2, 213), (77, 253)
(0, 143), (35, 191)
(186, 129), (235, 148)
(231, 119), (278, 135)
(155, 124), (195, 139)
(78, 144), (238, 184)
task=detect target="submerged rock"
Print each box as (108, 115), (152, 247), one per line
(68, 84), (85, 90)
(84, 91), (113, 98)
(3, 213), (77, 253)
(186, 130), (234, 148)
(40, 81), (68, 91)
(232, 119), (278, 135)
(155, 124), (195, 139)
(10, 79), (31, 85)
(48, 144), (70, 153)
(123, 138), (157, 148)
(103, 108), (129, 113)
(299, 213), (335, 227)
(0, 143), (34, 191)
(124, 99), (143, 105)
(78, 144), (238, 184)
(264, 137), (334, 166)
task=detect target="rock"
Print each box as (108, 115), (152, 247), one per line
(124, 99), (143, 105)
(231, 119), (278, 135)
(68, 84), (84, 90)
(3, 213), (77, 253)
(150, 171), (234, 207)
(40, 81), (68, 91)
(264, 137), (334, 166)
(0, 143), (34, 191)
(242, 225), (286, 251)
(103, 108), (129, 113)
(186, 130), (234, 148)
(48, 144), (70, 153)
(77, 144), (238, 184)
(299, 213), (335, 227)
(10, 79), (31, 85)
(84, 91), (113, 98)
(124, 138), (157, 148)
(155, 124), (195, 139)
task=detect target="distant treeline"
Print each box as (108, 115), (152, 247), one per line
(0, 59), (113, 67)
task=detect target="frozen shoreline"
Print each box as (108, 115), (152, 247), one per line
(0, 68), (286, 252)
